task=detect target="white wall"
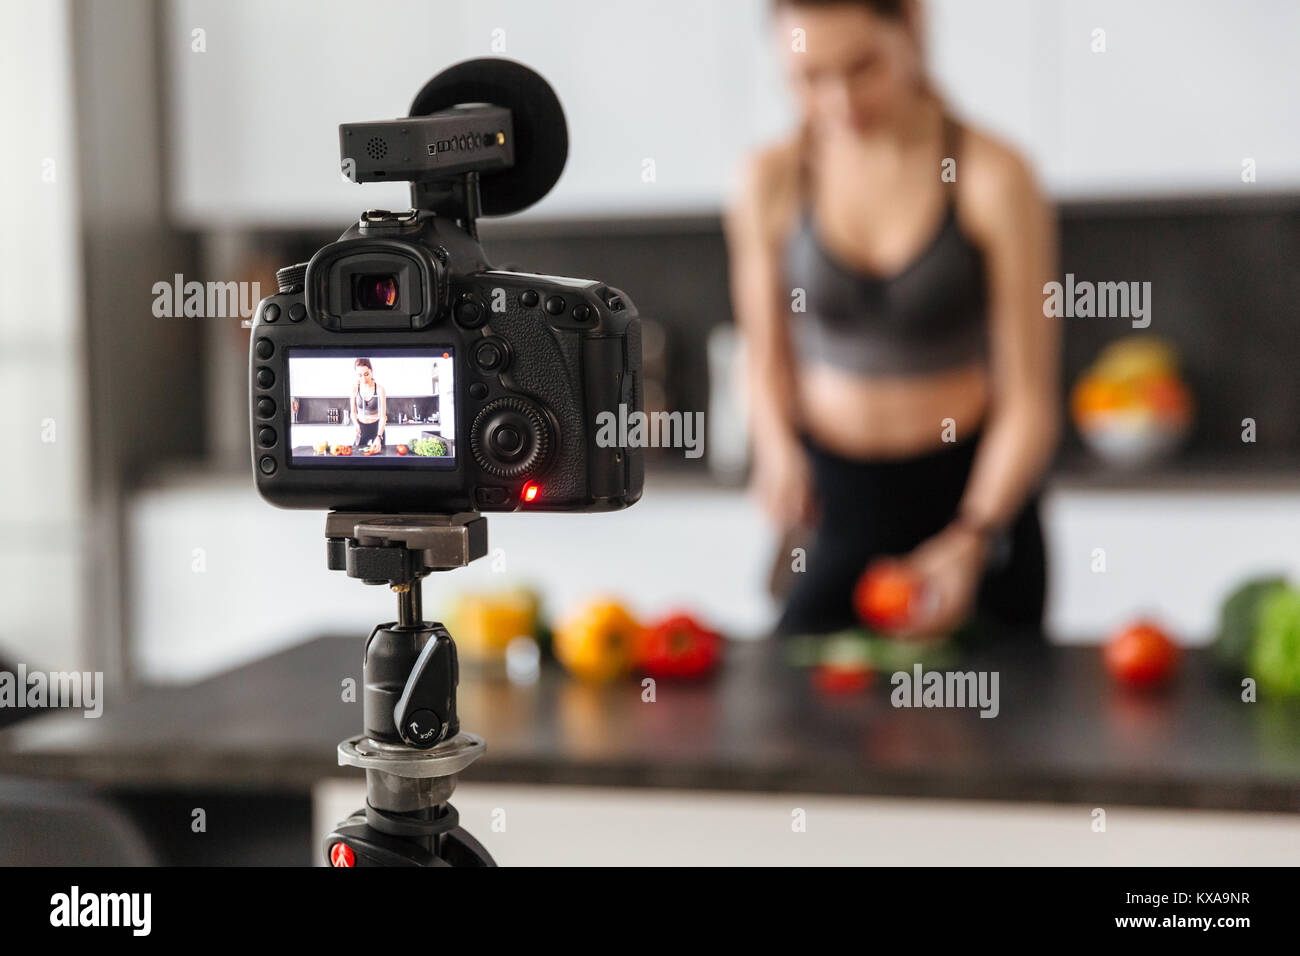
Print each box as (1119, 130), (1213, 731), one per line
(0, 0), (88, 671)
(288, 354), (450, 398)
(164, 0), (1300, 227)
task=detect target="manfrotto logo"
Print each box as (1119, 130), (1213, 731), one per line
(50, 886), (151, 936)
(151, 274), (261, 319)
(1042, 273), (1152, 328)
(594, 403), (705, 460)
(0, 665), (103, 718)
(890, 664), (1000, 718)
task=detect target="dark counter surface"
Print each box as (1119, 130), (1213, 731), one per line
(2, 636), (1298, 811)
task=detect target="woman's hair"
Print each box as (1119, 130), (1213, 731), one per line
(354, 358), (373, 371)
(773, 0), (907, 16)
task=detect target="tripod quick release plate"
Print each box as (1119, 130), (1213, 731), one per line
(325, 512), (488, 585)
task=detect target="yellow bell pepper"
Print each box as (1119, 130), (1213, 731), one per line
(554, 598), (640, 683)
(447, 589), (540, 663)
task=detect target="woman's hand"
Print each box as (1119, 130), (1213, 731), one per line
(751, 433), (816, 530)
(893, 523), (989, 640)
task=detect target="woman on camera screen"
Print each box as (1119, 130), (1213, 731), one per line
(351, 358), (387, 452)
(727, 0), (1061, 640)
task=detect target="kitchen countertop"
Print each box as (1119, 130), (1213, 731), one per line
(2, 636), (1298, 811)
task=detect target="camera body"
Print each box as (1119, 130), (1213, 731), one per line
(250, 212), (642, 512)
(250, 59), (643, 514)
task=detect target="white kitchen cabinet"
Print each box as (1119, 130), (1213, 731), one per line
(163, 0), (1300, 226)
(130, 467), (1300, 682)
(314, 780), (1300, 866)
(1048, 0), (1300, 196)
(1043, 484), (1300, 643)
(164, 0), (793, 226)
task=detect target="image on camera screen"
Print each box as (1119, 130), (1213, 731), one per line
(286, 347), (456, 465)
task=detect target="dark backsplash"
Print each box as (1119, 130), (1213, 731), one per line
(292, 396), (441, 425)
(276, 196), (1300, 473)
(1057, 196), (1300, 466)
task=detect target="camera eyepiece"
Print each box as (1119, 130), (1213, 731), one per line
(356, 274), (399, 310)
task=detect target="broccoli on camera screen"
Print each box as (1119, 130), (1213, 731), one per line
(286, 348), (456, 464)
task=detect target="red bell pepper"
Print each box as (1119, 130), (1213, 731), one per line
(634, 613), (721, 680)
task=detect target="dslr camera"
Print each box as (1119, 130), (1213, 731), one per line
(249, 59), (643, 513)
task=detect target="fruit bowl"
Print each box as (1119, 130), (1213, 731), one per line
(1071, 337), (1194, 469)
(1077, 410), (1189, 468)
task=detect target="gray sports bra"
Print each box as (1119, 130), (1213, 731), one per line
(357, 384), (379, 415)
(783, 118), (989, 376)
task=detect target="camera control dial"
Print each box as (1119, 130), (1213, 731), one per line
(470, 397), (550, 480)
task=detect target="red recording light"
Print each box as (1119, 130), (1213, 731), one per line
(521, 481), (541, 503)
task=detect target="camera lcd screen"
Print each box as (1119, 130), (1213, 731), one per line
(285, 347), (456, 466)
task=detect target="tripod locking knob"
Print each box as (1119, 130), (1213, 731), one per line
(392, 628), (460, 749)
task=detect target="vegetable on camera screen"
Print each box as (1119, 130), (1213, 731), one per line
(285, 347), (456, 465)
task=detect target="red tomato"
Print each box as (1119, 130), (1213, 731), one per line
(853, 562), (922, 631)
(396, 444), (408, 455)
(1104, 620), (1179, 688)
(811, 664), (873, 694)
(634, 613), (721, 679)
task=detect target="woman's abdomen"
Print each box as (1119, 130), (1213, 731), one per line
(796, 359), (989, 460)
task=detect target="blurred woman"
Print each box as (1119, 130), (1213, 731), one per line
(351, 358), (387, 451)
(726, 0), (1060, 638)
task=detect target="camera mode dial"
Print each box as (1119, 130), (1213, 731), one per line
(471, 398), (550, 480)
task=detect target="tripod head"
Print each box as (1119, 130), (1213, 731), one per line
(326, 511), (486, 747)
(323, 511), (496, 866)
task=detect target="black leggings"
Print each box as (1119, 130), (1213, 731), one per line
(357, 419), (381, 448)
(775, 431), (1046, 638)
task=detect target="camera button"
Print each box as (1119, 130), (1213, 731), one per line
(258, 456), (277, 476)
(256, 367), (275, 389)
(288, 303), (307, 322)
(256, 397), (276, 419)
(520, 290), (540, 308)
(454, 296), (485, 328)
(475, 487), (509, 507)
(572, 303), (591, 322)
(257, 427), (277, 448)
(263, 303), (280, 323)
(492, 426), (522, 456)
(469, 382), (489, 400)
(544, 295), (565, 316)
(473, 340), (505, 371)
(255, 338), (274, 360)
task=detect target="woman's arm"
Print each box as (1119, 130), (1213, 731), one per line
(957, 137), (1061, 531)
(899, 135), (1060, 638)
(724, 144), (815, 528)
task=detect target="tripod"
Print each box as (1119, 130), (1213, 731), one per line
(321, 512), (496, 867)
